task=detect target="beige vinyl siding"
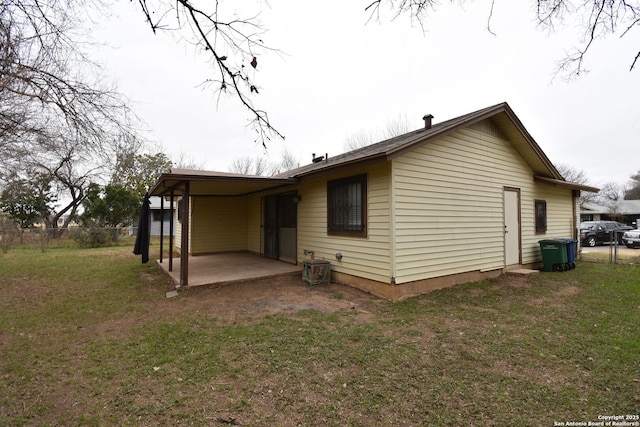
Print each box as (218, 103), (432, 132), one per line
(391, 122), (574, 283)
(189, 196), (248, 254)
(523, 183), (575, 263)
(175, 214), (182, 250)
(174, 198), (185, 250)
(296, 163), (391, 284)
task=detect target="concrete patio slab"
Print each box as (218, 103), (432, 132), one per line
(157, 252), (301, 288)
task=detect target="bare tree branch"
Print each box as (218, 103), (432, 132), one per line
(134, 0), (284, 148)
(371, 0), (640, 77)
(1, 0), (136, 159)
(487, 0), (497, 36)
(365, 0), (435, 24)
(630, 50), (640, 70)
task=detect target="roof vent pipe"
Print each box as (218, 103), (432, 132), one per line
(423, 114), (434, 130)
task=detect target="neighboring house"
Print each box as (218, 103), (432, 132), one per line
(581, 201), (640, 228)
(147, 102), (597, 300)
(131, 196), (175, 237)
(149, 196), (175, 236)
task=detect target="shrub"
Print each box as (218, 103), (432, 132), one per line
(72, 225), (113, 248)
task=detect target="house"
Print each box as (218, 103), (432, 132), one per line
(581, 201), (640, 227)
(130, 196), (175, 237)
(149, 196), (175, 236)
(144, 102), (597, 300)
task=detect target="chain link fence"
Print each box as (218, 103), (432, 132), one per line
(579, 230), (640, 264)
(0, 226), (136, 253)
(4, 225), (637, 266)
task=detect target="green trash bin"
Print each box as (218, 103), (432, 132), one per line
(538, 239), (569, 272)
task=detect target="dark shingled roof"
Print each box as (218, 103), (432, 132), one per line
(279, 102), (520, 179)
(148, 102), (599, 196)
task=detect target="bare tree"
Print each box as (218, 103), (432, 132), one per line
(229, 156), (269, 176)
(254, 156), (269, 176)
(625, 170), (640, 200)
(229, 148), (299, 176)
(0, 1), (134, 157)
(343, 113), (414, 152)
(555, 163), (598, 204)
(275, 148), (299, 174)
(0, 132), (102, 237)
(1, 0), (140, 231)
(366, 0), (640, 76)
(381, 112), (414, 139)
(598, 182), (626, 204)
(592, 181), (628, 220)
(343, 129), (379, 152)
(7, 0), (634, 166)
(555, 163), (589, 184)
(229, 157), (253, 175)
(554, 164), (635, 216)
(173, 151), (207, 170)
(27, 133), (107, 235)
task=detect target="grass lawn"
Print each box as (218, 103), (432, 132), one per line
(1, 245), (639, 426)
(580, 248), (640, 265)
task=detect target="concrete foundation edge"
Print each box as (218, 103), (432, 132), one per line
(331, 269), (505, 301)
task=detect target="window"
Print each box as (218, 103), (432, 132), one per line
(152, 211), (171, 222)
(327, 174), (367, 237)
(535, 200), (547, 234)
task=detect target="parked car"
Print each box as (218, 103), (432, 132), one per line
(579, 221), (634, 247)
(622, 229), (640, 248)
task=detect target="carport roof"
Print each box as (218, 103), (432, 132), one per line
(149, 169), (297, 197)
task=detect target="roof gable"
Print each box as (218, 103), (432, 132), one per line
(282, 102), (563, 181)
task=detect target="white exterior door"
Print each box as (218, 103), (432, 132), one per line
(504, 188), (521, 266)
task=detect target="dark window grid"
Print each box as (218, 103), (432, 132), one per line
(328, 175), (367, 237)
(332, 184), (361, 230)
(535, 200), (547, 234)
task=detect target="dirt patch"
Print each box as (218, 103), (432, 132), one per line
(154, 273), (380, 324)
(526, 283), (584, 308)
(553, 285), (582, 297)
(492, 273), (535, 289)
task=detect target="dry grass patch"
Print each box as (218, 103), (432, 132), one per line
(1, 246), (639, 426)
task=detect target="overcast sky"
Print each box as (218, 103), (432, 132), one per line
(95, 0), (639, 188)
